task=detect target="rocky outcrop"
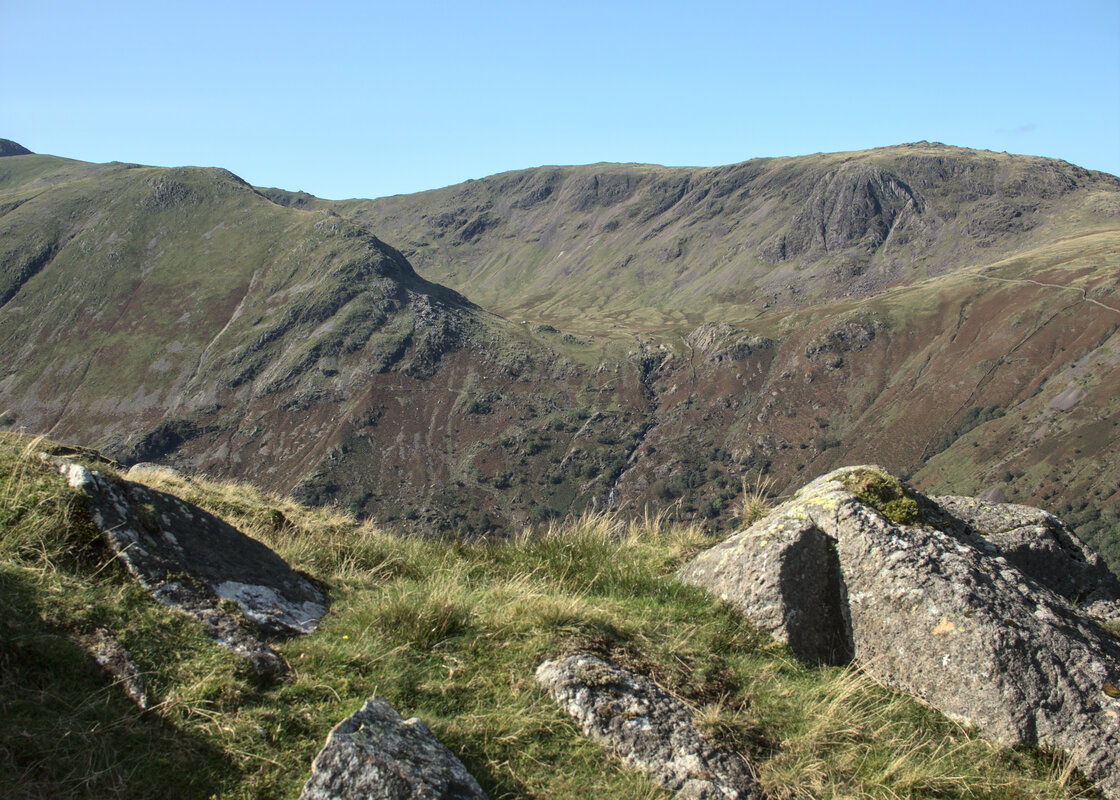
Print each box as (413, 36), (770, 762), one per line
(300, 697), (488, 800)
(680, 466), (1120, 798)
(44, 455), (326, 674)
(536, 653), (761, 800)
(929, 493), (1120, 619)
(758, 165), (926, 263)
(686, 323), (775, 364)
(803, 315), (884, 361)
(0, 138), (32, 157)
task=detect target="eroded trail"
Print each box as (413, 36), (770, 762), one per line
(974, 273), (1120, 315)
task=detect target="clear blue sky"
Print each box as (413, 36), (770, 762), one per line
(5, 0), (1118, 200)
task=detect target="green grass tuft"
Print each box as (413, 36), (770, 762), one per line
(733, 473), (776, 527)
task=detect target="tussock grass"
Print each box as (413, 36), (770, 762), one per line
(752, 664), (1094, 799)
(734, 472), (776, 526)
(0, 432), (1102, 799)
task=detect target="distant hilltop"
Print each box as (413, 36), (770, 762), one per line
(0, 138), (32, 157)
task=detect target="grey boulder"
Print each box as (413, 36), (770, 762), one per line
(680, 466), (1120, 799)
(930, 493), (1120, 619)
(45, 455), (327, 674)
(300, 697), (488, 800)
(536, 653), (761, 800)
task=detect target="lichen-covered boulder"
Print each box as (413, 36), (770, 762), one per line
(300, 697), (488, 800)
(681, 466), (1120, 799)
(536, 653), (761, 800)
(44, 455), (327, 674)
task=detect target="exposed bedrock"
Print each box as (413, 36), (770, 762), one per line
(300, 697), (488, 800)
(43, 454), (327, 674)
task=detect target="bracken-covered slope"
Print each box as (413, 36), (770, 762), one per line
(1, 142), (1119, 558)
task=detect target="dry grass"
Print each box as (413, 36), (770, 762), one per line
(734, 473), (776, 526)
(754, 665), (1094, 800)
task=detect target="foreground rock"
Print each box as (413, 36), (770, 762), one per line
(681, 466), (1120, 798)
(300, 697), (488, 800)
(929, 493), (1120, 619)
(79, 628), (147, 708)
(536, 653), (761, 800)
(45, 455), (327, 674)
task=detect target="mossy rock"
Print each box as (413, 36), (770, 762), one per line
(841, 469), (923, 525)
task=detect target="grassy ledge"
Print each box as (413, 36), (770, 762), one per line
(0, 432), (1099, 799)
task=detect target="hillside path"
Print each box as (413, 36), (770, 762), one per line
(974, 273), (1120, 315)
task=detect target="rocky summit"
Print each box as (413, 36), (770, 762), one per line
(681, 466), (1120, 798)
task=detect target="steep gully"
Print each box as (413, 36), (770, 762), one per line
(606, 337), (661, 508)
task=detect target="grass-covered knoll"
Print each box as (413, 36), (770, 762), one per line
(0, 433), (1098, 799)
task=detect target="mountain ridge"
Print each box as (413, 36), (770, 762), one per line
(1, 140), (1118, 559)
(330, 141), (1119, 332)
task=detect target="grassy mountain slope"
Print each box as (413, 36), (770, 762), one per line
(0, 432), (1098, 799)
(335, 142), (1120, 331)
(1, 143), (1118, 555)
(0, 154), (638, 530)
(598, 231), (1120, 560)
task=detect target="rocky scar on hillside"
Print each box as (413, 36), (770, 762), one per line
(300, 697), (489, 800)
(43, 455), (327, 675)
(537, 653), (761, 800)
(681, 466), (1120, 799)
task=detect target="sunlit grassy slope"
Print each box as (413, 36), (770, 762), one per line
(0, 432), (1098, 799)
(337, 142), (1120, 333)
